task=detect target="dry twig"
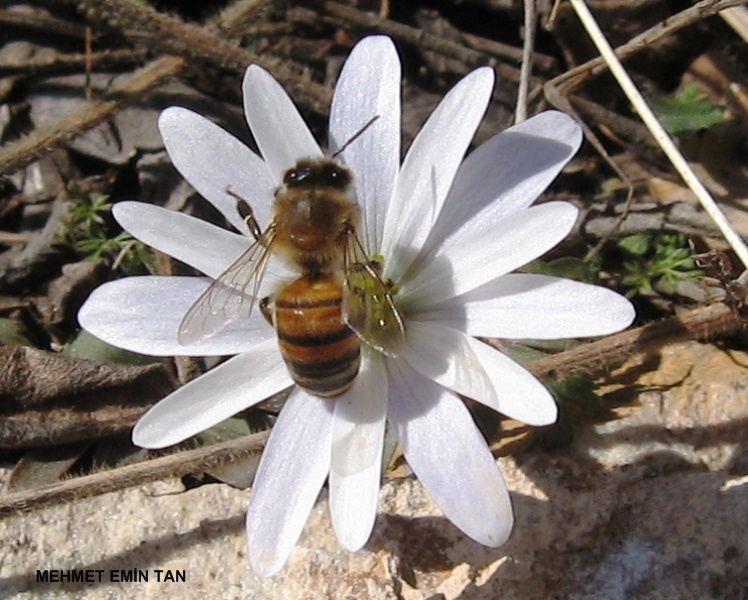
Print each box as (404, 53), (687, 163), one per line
(0, 0), (331, 176)
(0, 49), (147, 78)
(0, 9), (87, 40)
(316, 0), (528, 83)
(0, 431), (269, 517)
(0, 55), (184, 176)
(549, 0), (748, 93)
(544, 0), (748, 261)
(515, 0), (536, 123)
(525, 302), (743, 381)
(568, 0), (748, 269)
(74, 0), (330, 111)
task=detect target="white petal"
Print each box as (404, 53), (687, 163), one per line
(403, 202), (579, 308)
(422, 111), (583, 258)
(419, 273), (636, 339)
(78, 276), (273, 356)
(381, 67), (494, 278)
(132, 338), (293, 448)
(247, 388), (334, 577)
(387, 361), (513, 546)
(402, 320), (497, 409)
(242, 65), (323, 182)
(113, 202), (250, 278)
(329, 352), (387, 550)
(466, 334), (557, 425)
(403, 321), (556, 425)
(158, 107), (276, 233)
(329, 35), (401, 253)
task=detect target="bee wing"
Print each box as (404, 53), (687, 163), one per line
(178, 227), (276, 345)
(342, 230), (406, 357)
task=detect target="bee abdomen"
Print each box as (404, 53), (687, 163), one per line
(275, 276), (360, 397)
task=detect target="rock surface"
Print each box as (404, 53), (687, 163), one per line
(1, 340), (747, 599)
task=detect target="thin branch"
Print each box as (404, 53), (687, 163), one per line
(315, 0), (527, 83)
(544, 0), (747, 261)
(0, 55), (185, 176)
(720, 5), (748, 43)
(0, 0), (331, 176)
(462, 31), (556, 73)
(0, 9), (87, 40)
(0, 431), (269, 518)
(211, 0), (280, 38)
(0, 49), (147, 78)
(515, 0), (536, 123)
(551, 0), (748, 93)
(74, 0), (331, 111)
(524, 302), (743, 381)
(568, 0), (748, 270)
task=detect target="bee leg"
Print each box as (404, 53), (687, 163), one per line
(226, 186), (262, 241)
(260, 296), (274, 327)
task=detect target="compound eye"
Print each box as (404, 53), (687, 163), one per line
(323, 165), (351, 189)
(284, 167), (310, 186)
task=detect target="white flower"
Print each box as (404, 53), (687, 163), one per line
(78, 36), (635, 576)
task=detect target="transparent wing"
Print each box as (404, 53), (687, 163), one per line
(342, 229), (406, 357)
(178, 227), (276, 344)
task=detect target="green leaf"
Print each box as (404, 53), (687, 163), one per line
(521, 257), (598, 282)
(64, 330), (164, 366)
(502, 342), (549, 364)
(548, 375), (604, 412)
(619, 232), (704, 297)
(0, 318), (35, 346)
(650, 83), (725, 137)
(618, 233), (652, 256)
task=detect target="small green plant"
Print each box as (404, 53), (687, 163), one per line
(62, 188), (152, 272)
(521, 255), (601, 283)
(650, 83), (725, 137)
(618, 232), (702, 297)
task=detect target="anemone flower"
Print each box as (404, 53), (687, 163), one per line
(78, 35), (635, 576)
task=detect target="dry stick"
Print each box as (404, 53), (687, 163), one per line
(569, 95), (652, 148)
(551, 0), (748, 92)
(0, 8), (87, 40)
(544, 0), (747, 260)
(462, 31), (557, 73)
(0, 0), (330, 176)
(0, 431), (269, 518)
(515, 0), (536, 123)
(316, 0), (528, 83)
(0, 301), (743, 517)
(0, 55), (184, 176)
(74, 0), (331, 113)
(547, 0), (748, 131)
(721, 5), (748, 43)
(0, 49), (147, 77)
(525, 302), (742, 381)
(211, 0), (280, 37)
(568, 0), (748, 270)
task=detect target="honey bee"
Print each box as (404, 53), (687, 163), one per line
(178, 157), (406, 397)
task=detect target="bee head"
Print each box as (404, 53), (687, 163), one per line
(283, 159), (352, 191)
(276, 159), (357, 257)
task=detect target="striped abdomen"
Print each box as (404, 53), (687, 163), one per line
(274, 275), (360, 397)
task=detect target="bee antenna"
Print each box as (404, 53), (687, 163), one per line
(332, 115), (380, 158)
